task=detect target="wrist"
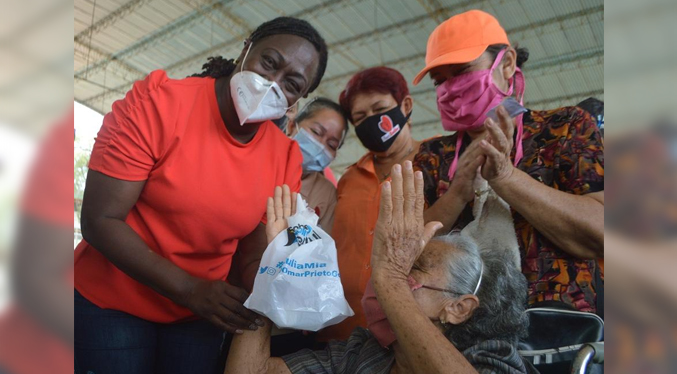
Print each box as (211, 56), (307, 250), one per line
(443, 184), (469, 205)
(489, 165), (517, 190)
(172, 274), (200, 308)
(372, 267), (408, 288)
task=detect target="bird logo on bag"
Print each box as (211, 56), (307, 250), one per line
(285, 224), (321, 247)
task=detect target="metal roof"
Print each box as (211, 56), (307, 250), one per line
(74, 0), (604, 173)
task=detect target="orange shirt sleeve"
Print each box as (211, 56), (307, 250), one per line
(259, 131), (303, 225)
(286, 140), (303, 194)
(88, 70), (174, 181)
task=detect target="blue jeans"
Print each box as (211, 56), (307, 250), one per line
(75, 290), (225, 374)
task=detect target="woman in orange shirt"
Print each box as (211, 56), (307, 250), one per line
(74, 17), (328, 374)
(317, 67), (425, 342)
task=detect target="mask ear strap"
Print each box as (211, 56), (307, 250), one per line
(512, 68), (526, 167)
(405, 108), (413, 122)
(490, 48), (508, 72)
(286, 98), (300, 111)
(447, 134), (464, 180)
(240, 41), (253, 74)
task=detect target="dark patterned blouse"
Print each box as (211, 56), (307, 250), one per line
(413, 107), (604, 313)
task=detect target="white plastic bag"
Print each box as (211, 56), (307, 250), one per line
(244, 194), (354, 331)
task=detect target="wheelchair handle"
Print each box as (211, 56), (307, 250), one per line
(571, 342), (604, 374)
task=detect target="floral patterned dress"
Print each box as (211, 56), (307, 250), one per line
(413, 106), (604, 313)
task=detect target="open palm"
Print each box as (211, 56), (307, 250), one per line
(265, 185), (297, 244)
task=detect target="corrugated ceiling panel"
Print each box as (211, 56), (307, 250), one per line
(493, 1), (532, 30)
(539, 29), (573, 57)
(518, 0), (556, 24)
(73, 0), (605, 150)
(74, 0), (118, 29)
(550, 0), (585, 16)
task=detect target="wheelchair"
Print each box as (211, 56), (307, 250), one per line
(518, 305), (604, 374)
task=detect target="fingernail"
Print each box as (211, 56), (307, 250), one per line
(415, 171), (423, 179)
(481, 140), (488, 146)
(249, 324), (257, 330)
(256, 319), (264, 326)
(394, 164), (401, 173)
(236, 329), (244, 334)
(405, 161), (412, 170)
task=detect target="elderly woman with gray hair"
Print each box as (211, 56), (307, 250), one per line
(224, 161), (537, 374)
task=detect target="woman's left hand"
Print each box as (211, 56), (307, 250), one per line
(479, 105), (516, 184)
(371, 161), (443, 280)
(265, 185), (297, 244)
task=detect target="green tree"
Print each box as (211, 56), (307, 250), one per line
(74, 139), (91, 221)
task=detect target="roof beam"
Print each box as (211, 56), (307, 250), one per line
(74, 0), (155, 44)
(74, 39), (147, 79)
(78, 0), (479, 104)
(327, 0), (501, 56)
(163, 0), (355, 74)
(78, 1), (605, 111)
(80, 0), (356, 106)
(74, 0), (231, 79)
(415, 0), (452, 24)
(319, 4), (604, 89)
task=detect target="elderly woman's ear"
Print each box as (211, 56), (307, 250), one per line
(440, 295), (479, 325)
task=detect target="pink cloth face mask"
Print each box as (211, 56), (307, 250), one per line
(435, 48), (526, 180)
(361, 276), (423, 348)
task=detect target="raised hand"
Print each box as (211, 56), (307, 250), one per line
(479, 105), (516, 183)
(448, 136), (488, 203)
(265, 185), (297, 244)
(371, 161), (443, 279)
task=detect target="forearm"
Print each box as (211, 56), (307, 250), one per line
(224, 319), (288, 374)
(373, 271), (477, 374)
(238, 224), (269, 292)
(491, 168), (604, 258)
(82, 217), (196, 305)
(423, 192), (466, 232)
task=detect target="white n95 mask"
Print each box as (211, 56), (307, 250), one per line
(230, 43), (292, 126)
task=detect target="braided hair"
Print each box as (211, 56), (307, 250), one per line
(192, 17), (328, 93)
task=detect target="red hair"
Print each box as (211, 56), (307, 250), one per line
(338, 66), (410, 123)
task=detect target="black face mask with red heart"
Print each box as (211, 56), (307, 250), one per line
(354, 106), (411, 152)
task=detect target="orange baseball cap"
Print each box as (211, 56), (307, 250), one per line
(413, 10), (510, 85)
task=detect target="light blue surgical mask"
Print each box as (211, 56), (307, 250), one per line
(294, 128), (334, 172)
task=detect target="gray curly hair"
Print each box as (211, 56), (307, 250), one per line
(431, 233), (529, 350)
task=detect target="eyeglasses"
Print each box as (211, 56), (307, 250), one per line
(417, 284), (463, 296)
(411, 262), (483, 296)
